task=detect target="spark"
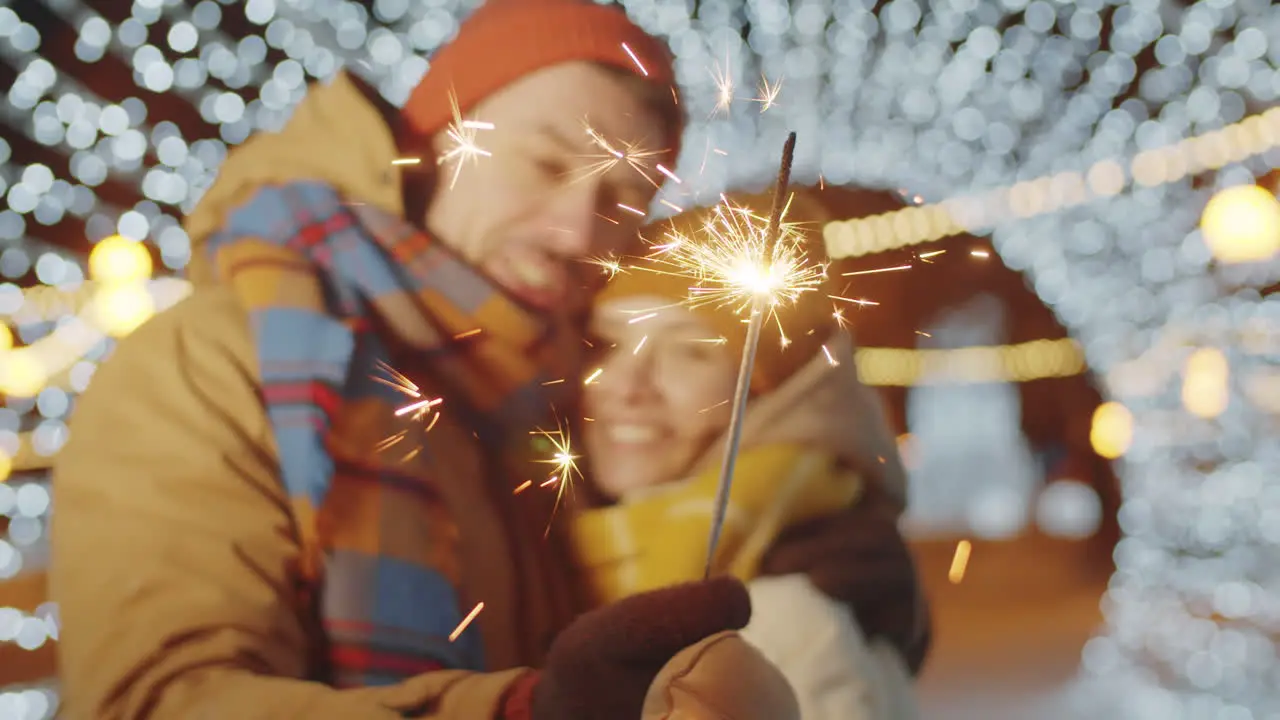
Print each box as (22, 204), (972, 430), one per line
(449, 602), (485, 642)
(971, 249), (991, 258)
(753, 74), (783, 113)
(633, 335), (648, 354)
(372, 362), (446, 459)
(659, 199), (685, 214)
(843, 264), (912, 277)
(628, 312), (658, 324)
(583, 367), (603, 385)
(710, 57), (735, 116)
(577, 123), (668, 189)
(396, 396), (443, 418)
(713, 148), (729, 156)
(621, 42), (648, 76)
(828, 294), (880, 307)
(439, 90), (493, 189)
(916, 330), (932, 338)
(535, 424), (580, 487)
(585, 255), (625, 279)
(617, 203), (646, 217)
(948, 540), (972, 584)
(541, 378), (566, 386)
(832, 307), (848, 329)
(531, 419), (582, 534)
(391, 158), (422, 166)
(372, 361), (443, 420)
(513, 480), (533, 495)
(635, 195), (826, 346)
(453, 328), (482, 340)
(371, 360), (420, 398)
(656, 164), (682, 184)
(376, 430), (407, 452)
(918, 249), (946, 262)
(693, 337), (728, 344)
(699, 399), (730, 414)
(821, 344), (838, 366)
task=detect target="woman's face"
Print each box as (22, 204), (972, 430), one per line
(583, 296), (738, 500)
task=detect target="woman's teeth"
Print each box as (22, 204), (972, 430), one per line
(608, 424), (662, 444)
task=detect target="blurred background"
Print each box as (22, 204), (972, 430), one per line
(0, 0), (1278, 718)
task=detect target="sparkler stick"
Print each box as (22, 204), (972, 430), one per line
(703, 131), (798, 579)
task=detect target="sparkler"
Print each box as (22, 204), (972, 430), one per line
(577, 123), (669, 189)
(695, 132), (800, 578)
(531, 418), (582, 535)
(710, 56), (735, 116)
(753, 74), (783, 113)
(636, 187), (826, 347)
(372, 361), (444, 461)
(438, 90), (494, 189)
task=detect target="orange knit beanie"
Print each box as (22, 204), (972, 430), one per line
(597, 188), (840, 394)
(402, 0), (680, 152)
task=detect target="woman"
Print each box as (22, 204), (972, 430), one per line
(570, 189), (921, 718)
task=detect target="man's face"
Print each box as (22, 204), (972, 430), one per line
(423, 62), (669, 319)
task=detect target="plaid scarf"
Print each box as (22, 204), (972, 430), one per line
(205, 179), (573, 686)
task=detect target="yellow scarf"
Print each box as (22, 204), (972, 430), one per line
(571, 443), (862, 605)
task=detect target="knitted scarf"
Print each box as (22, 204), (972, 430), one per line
(204, 179), (572, 686)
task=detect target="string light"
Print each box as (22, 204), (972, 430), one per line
(947, 540), (972, 584)
(1199, 184), (1280, 264)
(856, 338), (1086, 387)
(822, 108), (1280, 259)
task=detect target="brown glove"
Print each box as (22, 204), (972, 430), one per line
(641, 631), (799, 720)
(501, 577), (752, 720)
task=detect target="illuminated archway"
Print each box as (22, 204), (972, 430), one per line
(1, 0), (1277, 714)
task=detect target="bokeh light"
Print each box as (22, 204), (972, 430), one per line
(1090, 402), (1134, 461)
(87, 236), (153, 285)
(91, 285), (156, 339)
(1181, 347), (1230, 420)
(1199, 184), (1280, 264)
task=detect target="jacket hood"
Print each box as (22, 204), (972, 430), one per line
(183, 72), (405, 286)
(689, 332), (907, 512)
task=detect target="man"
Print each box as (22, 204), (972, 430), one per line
(51, 1), (928, 718)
